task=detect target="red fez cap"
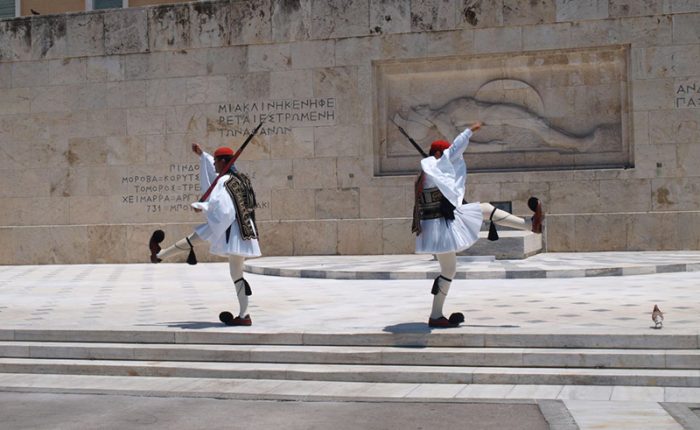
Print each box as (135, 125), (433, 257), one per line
(430, 140), (451, 153)
(214, 146), (234, 158)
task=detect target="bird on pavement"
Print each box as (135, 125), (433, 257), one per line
(651, 304), (664, 329)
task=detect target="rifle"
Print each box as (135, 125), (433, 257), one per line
(199, 121), (265, 202)
(391, 119), (428, 158)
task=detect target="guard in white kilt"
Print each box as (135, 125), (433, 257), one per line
(149, 144), (262, 327)
(412, 121), (545, 328)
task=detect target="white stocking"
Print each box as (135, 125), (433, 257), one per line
(431, 253), (457, 319)
(229, 255), (249, 318)
(157, 232), (203, 260)
(480, 203), (529, 231)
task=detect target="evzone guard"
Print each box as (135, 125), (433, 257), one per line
(406, 121), (545, 328)
(149, 123), (263, 327)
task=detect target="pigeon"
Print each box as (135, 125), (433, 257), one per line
(651, 304), (664, 329)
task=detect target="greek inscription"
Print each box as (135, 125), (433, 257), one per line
(217, 97), (336, 137)
(675, 81), (700, 108)
(120, 163), (201, 213)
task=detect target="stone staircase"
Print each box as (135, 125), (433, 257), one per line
(0, 330), (698, 393)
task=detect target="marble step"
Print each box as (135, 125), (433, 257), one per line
(459, 230), (542, 259)
(1, 342), (699, 370)
(3, 329), (698, 349)
(0, 358), (698, 387)
(1, 373), (698, 402)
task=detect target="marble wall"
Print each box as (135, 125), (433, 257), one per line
(1, 0), (700, 264)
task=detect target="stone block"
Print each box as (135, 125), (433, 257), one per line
(163, 49), (208, 78)
(670, 1), (700, 13)
(230, 0), (272, 45)
(127, 107), (167, 136)
(0, 228), (17, 264)
(522, 23), (572, 51)
(421, 29), (474, 57)
(229, 72), (271, 100)
(271, 188), (315, 220)
(293, 220), (337, 254)
(549, 180), (600, 214)
(474, 27), (522, 54)
(335, 37), (380, 66)
(627, 212), (679, 250)
(609, 0), (667, 17)
(124, 52), (167, 81)
(0, 63), (10, 88)
(87, 56), (124, 83)
(242, 159), (293, 190)
(66, 12), (105, 58)
(257, 220), (294, 255)
(291, 40), (335, 69)
(311, 0), (370, 39)
(165, 104), (208, 136)
(47, 166), (88, 198)
(600, 179), (652, 212)
(86, 109), (127, 137)
(104, 8), (149, 55)
(0, 18), (32, 62)
(48, 58), (87, 86)
(555, 0), (608, 22)
(382, 218), (414, 254)
(270, 69), (314, 99)
(12, 61), (49, 88)
(0, 88), (32, 115)
(568, 19), (621, 48)
(677, 143), (700, 177)
(503, 0), (556, 26)
(619, 15), (672, 46)
(461, 230), (542, 259)
(31, 15), (67, 60)
(457, 0), (504, 29)
(544, 214), (575, 251)
(632, 79), (675, 110)
(68, 196), (109, 224)
(337, 156), (374, 188)
(633, 143), (678, 178)
(88, 224), (128, 264)
(633, 45), (700, 79)
(652, 177), (700, 211)
(410, 0), (457, 31)
(673, 13), (700, 44)
(0, 197), (69, 226)
(648, 109), (700, 144)
(148, 4), (191, 52)
(186, 76), (229, 104)
(31, 85), (80, 114)
(314, 125), (365, 158)
(188, 1), (231, 49)
(335, 218), (383, 255)
(269, 127), (314, 160)
(292, 158), (336, 189)
(574, 213), (628, 251)
(678, 211), (700, 250)
(11, 225), (89, 264)
(316, 188), (360, 219)
(206, 46), (246, 76)
(248, 43), (292, 72)
(106, 136), (147, 166)
(360, 186), (410, 218)
(369, 0), (411, 35)
(272, 0), (312, 42)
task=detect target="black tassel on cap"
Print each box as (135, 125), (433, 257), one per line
(186, 237), (197, 265)
(488, 207), (499, 241)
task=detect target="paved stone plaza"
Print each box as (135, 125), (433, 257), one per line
(1, 253), (700, 429)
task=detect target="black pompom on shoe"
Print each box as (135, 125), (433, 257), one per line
(219, 311), (234, 325)
(149, 230), (165, 263)
(448, 312), (465, 325)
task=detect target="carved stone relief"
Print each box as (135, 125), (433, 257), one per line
(375, 46), (630, 174)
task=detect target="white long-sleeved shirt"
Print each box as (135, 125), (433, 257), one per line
(420, 128), (473, 208)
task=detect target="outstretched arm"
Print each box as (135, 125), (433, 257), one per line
(445, 121), (483, 161)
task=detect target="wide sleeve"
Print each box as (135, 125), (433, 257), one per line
(445, 128), (473, 162)
(191, 177), (236, 239)
(199, 151), (217, 190)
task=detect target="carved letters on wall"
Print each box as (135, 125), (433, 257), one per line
(374, 46), (630, 175)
